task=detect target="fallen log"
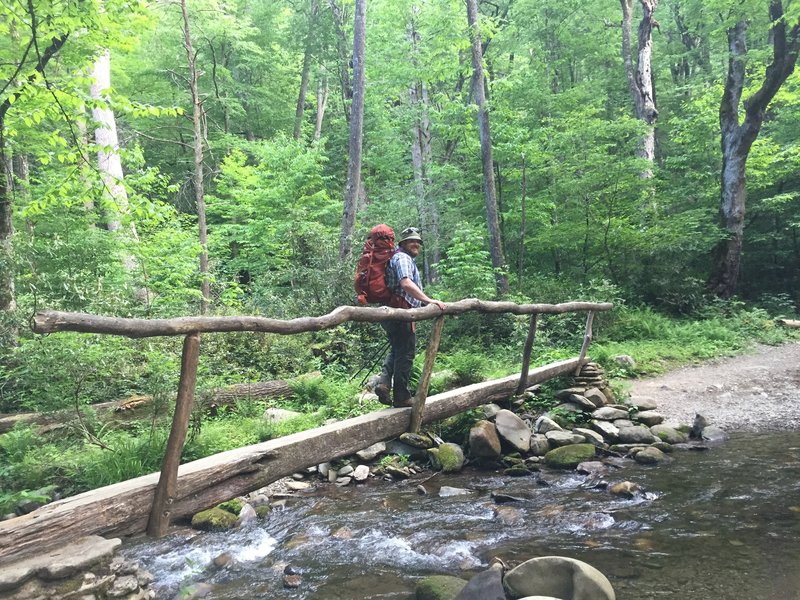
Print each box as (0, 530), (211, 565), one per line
(0, 374), (319, 435)
(777, 318), (800, 329)
(0, 357), (581, 565)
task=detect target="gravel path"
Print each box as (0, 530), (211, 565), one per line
(626, 342), (800, 432)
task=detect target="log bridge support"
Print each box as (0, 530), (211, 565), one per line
(1, 299), (611, 563)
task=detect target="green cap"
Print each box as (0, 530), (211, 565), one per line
(398, 227), (423, 244)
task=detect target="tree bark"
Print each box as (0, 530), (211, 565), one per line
(709, 2), (800, 298)
(620, 0), (658, 176)
(293, 0), (319, 140)
(314, 75), (328, 142)
(465, 0), (508, 295)
(328, 0), (353, 121)
(0, 358), (582, 564)
(180, 0), (211, 313)
(338, 0), (366, 260)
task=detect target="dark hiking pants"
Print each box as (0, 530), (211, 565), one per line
(379, 320), (416, 404)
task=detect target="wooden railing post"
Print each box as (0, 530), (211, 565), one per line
(574, 311), (594, 375)
(516, 313), (538, 395)
(409, 316), (444, 433)
(147, 331), (201, 537)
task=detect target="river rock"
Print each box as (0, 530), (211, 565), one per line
(428, 443), (465, 473)
(353, 465), (370, 481)
(469, 420), (502, 459)
(495, 409), (531, 452)
(633, 410), (664, 426)
(544, 444), (596, 469)
(286, 480), (312, 491)
(563, 394), (596, 410)
(236, 503), (257, 526)
(386, 439), (428, 459)
(613, 419), (635, 429)
(634, 446), (669, 465)
(356, 442), (385, 461)
(400, 432), (435, 449)
(609, 481), (641, 498)
(545, 430), (586, 447)
(191, 507), (238, 531)
(455, 561), (505, 600)
(556, 387), (588, 399)
(576, 461), (607, 476)
(592, 407), (629, 421)
(481, 403), (503, 419)
(529, 433), (551, 456)
(626, 397), (657, 411)
(439, 486), (472, 497)
(590, 420), (619, 442)
(650, 425), (687, 445)
(581, 387), (607, 408)
(617, 426), (657, 444)
(416, 575), (467, 600)
(534, 416), (563, 434)
(701, 426), (730, 443)
(503, 555), (616, 600)
(573, 428), (605, 447)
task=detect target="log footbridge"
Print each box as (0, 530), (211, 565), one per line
(0, 299), (611, 565)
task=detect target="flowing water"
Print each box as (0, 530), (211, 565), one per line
(122, 432), (800, 599)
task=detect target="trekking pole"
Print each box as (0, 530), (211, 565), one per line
(349, 339), (391, 385)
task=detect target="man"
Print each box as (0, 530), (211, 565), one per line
(375, 227), (446, 408)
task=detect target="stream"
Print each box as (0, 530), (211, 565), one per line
(122, 432), (800, 599)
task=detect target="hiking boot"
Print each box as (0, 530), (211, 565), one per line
(374, 383), (391, 406)
(392, 395), (413, 408)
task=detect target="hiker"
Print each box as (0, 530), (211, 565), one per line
(374, 227), (446, 408)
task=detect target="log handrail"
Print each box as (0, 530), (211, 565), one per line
(32, 300), (613, 338)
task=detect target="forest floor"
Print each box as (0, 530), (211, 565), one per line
(625, 341), (800, 432)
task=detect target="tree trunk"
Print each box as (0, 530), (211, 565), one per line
(620, 0), (658, 176)
(709, 3), (800, 298)
(328, 0), (353, 122)
(181, 0), (211, 313)
(293, 0), (319, 140)
(465, 0), (508, 295)
(0, 133), (14, 314)
(314, 75), (328, 142)
(407, 12), (440, 283)
(338, 0), (366, 260)
(518, 154), (527, 292)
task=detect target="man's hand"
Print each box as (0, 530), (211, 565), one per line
(429, 300), (446, 311)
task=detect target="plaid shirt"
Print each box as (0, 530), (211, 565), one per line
(385, 248), (423, 308)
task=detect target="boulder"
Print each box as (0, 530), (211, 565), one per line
(592, 407), (629, 421)
(353, 465), (370, 481)
(590, 420), (619, 442)
(583, 387), (608, 408)
(534, 416), (563, 434)
(191, 507), (239, 531)
(455, 561), (505, 600)
(626, 397), (657, 411)
(503, 556), (615, 600)
(481, 403), (503, 419)
(529, 434), (551, 456)
(428, 443), (465, 473)
(356, 442), (386, 461)
(236, 503), (258, 526)
(650, 425), (687, 445)
(702, 426), (730, 443)
(495, 409), (532, 452)
(617, 426), (657, 444)
(573, 428), (605, 447)
(417, 575), (467, 600)
(633, 410), (664, 426)
(544, 444), (596, 469)
(612, 419), (635, 429)
(634, 446), (669, 465)
(400, 432), (435, 449)
(545, 430), (586, 447)
(563, 394), (596, 410)
(469, 420), (502, 459)
(609, 481), (641, 498)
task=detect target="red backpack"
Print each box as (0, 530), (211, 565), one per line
(355, 224), (396, 305)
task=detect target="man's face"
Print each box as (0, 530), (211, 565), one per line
(401, 240), (422, 257)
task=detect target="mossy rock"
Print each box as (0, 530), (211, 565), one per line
(415, 574), (467, 600)
(255, 505), (272, 518)
(544, 443), (597, 469)
(428, 443), (465, 473)
(218, 499), (244, 515)
(191, 507), (239, 531)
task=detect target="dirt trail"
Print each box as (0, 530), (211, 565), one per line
(625, 342), (800, 432)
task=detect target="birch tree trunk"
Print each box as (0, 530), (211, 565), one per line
(710, 2), (800, 299)
(0, 134), (14, 314)
(293, 0), (319, 140)
(465, 0), (508, 295)
(314, 74), (328, 142)
(181, 0), (211, 314)
(620, 0), (658, 177)
(338, 0), (366, 260)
